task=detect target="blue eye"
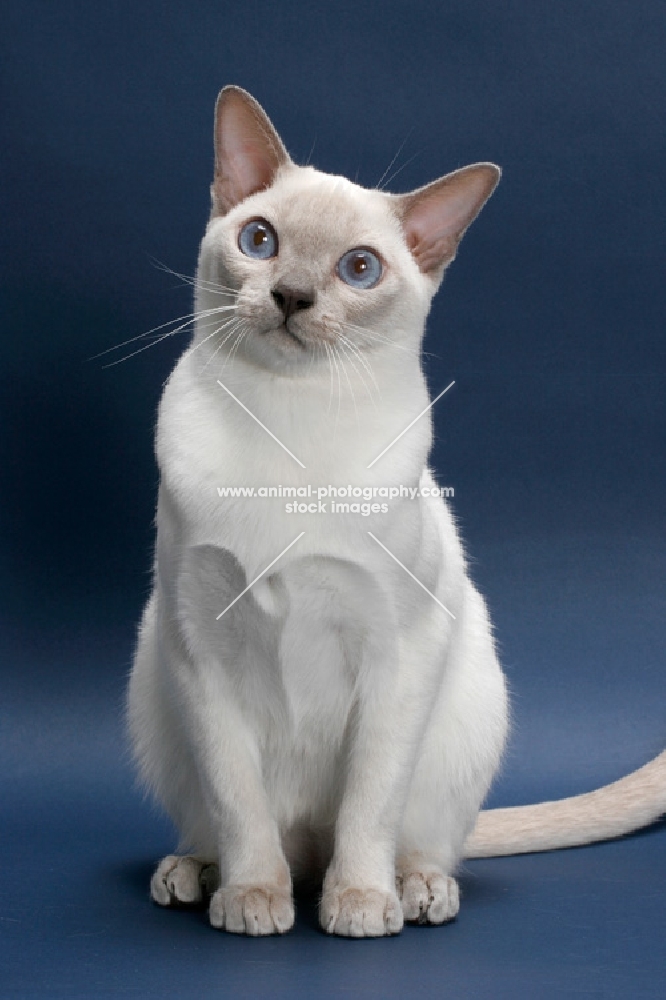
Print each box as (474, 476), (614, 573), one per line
(238, 218), (278, 259)
(337, 248), (382, 289)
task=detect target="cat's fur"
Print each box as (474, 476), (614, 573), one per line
(127, 86), (666, 937)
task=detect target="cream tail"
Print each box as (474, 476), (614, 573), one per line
(464, 750), (666, 858)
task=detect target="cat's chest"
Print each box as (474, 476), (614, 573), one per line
(157, 356), (430, 579)
(278, 568), (356, 722)
(258, 561), (371, 819)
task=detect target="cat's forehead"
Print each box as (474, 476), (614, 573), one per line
(234, 166), (402, 249)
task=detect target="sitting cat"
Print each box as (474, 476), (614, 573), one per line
(127, 86), (665, 937)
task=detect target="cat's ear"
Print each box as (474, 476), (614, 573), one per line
(396, 163), (500, 276)
(211, 86), (292, 216)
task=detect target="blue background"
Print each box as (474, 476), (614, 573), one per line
(1, 1), (664, 996)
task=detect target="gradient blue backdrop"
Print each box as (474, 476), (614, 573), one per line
(1, 2), (664, 997)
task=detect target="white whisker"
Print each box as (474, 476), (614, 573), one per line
(380, 150), (422, 192)
(335, 343), (359, 427)
(337, 332), (382, 406)
(343, 322), (419, 357)
(323, 342), (336, 414)
(149, 258), (239, 297)
(182, 317), (240, 365)
(337, 338), (377, 413)
(304, 134), (317, 166)
(375, 129), (414, 191)
(101, 326), (184, 368)
(89, 304), (235, 361)
(306, 337), (319, 378)
(218, 323), (249, 375)
(329, 342), (343, 433)
(197, 318), (245, 375)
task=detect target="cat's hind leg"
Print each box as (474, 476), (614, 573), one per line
(395, 858), (459, 924)
(150, 855), (220, 907)
(396, 584), (508, 926)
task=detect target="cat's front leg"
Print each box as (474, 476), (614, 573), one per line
(154, 543), (295, 936)
(190, 681), (294, 935)
(321, 611), (451, 938)
(164, 644), (294, 935)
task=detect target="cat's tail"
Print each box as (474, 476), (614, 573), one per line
(464, 749), (666, 858)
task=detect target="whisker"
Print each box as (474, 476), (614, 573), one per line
(229, 325), (249, 364)
(228, 328), (249, 370)
(89, 304), (235, 361)
(334, 343), (359, 427)
(149, 258), (239, 297)
(100, 306), (241, 369)
(304, 133), (317, 166)
(337, 335), (381, 409)
(218, 322), (249, 375)
(329, 342), (343, 433)
(194, 275), (239, 297)
(342, 322), (418, 356)
(306, 336), (319, 378)
(182, 317), (240, 365)
(100, 326), (185, 368)
(197, 318), (245, 375)
(208, 318), (249, 364)
(380, 149), (422, 192)
(375, 128), (415, 191)
(323, 342), (336, 414)
(337, 332), (382, 404)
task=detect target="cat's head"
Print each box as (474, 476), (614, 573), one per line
(195, 86), (499, 375)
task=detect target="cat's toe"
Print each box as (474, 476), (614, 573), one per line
(150, 855), (218, 907)
(209, 885), (295, 935)
(397, 869), (459, 924)
(320, 885), (403, 938)
(427, 874), (459, 923)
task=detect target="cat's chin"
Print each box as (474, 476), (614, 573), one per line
(236, 324), (319, 376)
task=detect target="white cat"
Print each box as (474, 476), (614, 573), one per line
(127, 86), (665, 938)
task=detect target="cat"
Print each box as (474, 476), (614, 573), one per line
(127, 85), (666, 937)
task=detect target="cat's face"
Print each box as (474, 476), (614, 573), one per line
(193, 87), (500, 376)
(198, 165), (431, 372)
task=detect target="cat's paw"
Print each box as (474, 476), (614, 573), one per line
(320, 884), (404, 938)
(209, 884), (295, 936)
(395, 868), (459, 924)
(150, 855), (219, 907)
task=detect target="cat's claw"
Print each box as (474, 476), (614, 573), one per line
(150, 855), (219, 907)
(396, 869), (459, 924)
(209, 885), (295, 936)
(320, 885), (404, 937)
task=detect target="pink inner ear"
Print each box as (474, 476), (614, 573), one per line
(404, 199), (459, 274)
(213, 88), (290, 215)
(401, 164), (500, 274)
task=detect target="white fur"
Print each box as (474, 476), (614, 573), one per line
(127, 87), (663, 939)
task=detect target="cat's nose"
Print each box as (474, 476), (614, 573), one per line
(271, 285), (315, 320)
